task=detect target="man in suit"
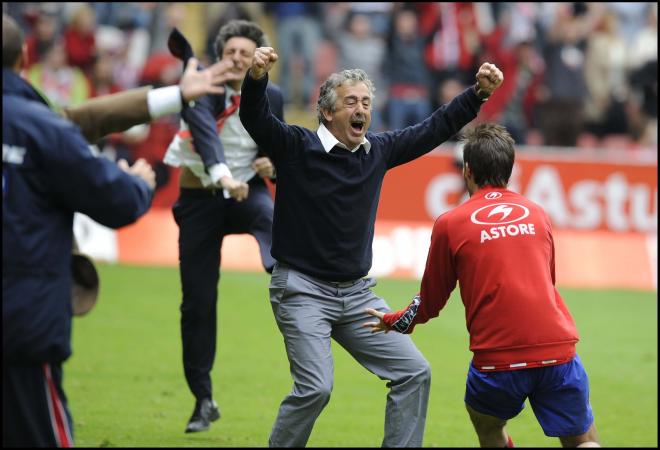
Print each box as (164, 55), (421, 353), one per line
(164, 21), (284, 433)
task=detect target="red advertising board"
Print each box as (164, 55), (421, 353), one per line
(379, 145), (657, 233)
(76, 145), (656, 290)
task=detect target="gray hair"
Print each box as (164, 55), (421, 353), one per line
(316, 69), (376, 124)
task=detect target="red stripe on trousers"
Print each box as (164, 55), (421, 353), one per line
(43, 363), (73, 448)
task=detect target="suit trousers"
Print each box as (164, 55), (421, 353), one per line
(268, 262), (431, 447)
(173, 177), (275, 401)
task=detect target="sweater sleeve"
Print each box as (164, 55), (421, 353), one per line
(46, 117), (153, 229)
(382, 86), (483, 169)
(239, 73), (303, 164)
(383, 215), (458, 333)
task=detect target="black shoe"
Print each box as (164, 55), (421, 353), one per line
(185, 398), (221, 433)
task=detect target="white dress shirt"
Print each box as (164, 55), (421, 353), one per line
(316, 123), (371, 153)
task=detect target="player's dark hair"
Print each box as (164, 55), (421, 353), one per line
(462, 123), (515, 188)
(214, 20), (269, 60)
(3, 14), (24, 68)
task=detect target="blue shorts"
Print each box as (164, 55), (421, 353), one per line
(464, 354), (594, 437)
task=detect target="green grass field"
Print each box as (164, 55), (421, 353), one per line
(66, 263), (657, 447)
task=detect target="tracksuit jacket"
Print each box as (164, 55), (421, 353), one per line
(2, 69), (153, 365)
(383, 187), (579, 371)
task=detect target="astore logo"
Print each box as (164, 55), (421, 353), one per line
(471, 203), (530, 225)
(485, 192), (502, 200)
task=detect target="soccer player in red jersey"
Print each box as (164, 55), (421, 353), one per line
(365, 123), (601, 448)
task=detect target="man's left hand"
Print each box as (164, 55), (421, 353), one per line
(252, 157), (275, 179)
(475, 62), (504, 98)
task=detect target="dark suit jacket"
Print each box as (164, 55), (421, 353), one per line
(168, 28), (285, 174)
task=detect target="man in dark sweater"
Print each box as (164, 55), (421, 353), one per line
(239, 46), (503, 447)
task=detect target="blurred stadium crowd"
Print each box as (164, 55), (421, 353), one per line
(4, 2), (657, 206)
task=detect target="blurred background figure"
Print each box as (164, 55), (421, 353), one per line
(625, 3), (657, 147)
(384, 6), (432, 130)
(478, 4), (545, 144)
(583, 9), (629, 139)
(26, 37), (91, 110)
(23, 6), (60, 68)
(417, 2), (484, 107)
(63, 3), (97, 74)
(264, 2), (322, 107)
(330, 11), (386, 131)
(345, 2), (393, 38)
(3, 1), (655, 213)
(536, 3), (602, 147)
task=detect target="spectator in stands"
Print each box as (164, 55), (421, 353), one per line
(435, 77), (470, 143)
(384, 7), (432, 130)
(626, 3), (657, 147)
(89, 52), (121, 97)
(345, 2), (393, 38)
(23, 8), (59, 67)
(149, 3), (188, 55)
(27, 37), (91, 110)
(264, 3), (322, 106)
(332, 12), (386, 131)
(63, 3), (96, 74)
(92, 2), (153, 30)
(583, 9), (630, 139)
(418, 3), (483, 102)
(479, 8), (545, 144)
(537, 3), (603, 147)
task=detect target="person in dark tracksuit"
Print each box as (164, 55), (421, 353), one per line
(164, 22), (284, 433)
(2, 15), (155, 447)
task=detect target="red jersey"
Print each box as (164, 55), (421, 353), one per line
(383, 186), (579, 371)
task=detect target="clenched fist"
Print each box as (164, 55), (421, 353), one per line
(252, 157), (275, 179)
(219, 176), (249, 202)
(249, 47), (279, 80)
(475, 63), (504, 99)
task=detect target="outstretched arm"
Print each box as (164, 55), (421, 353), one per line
(62, 58), (239, 144)
(240, 47), (305, 164)
(364, 217), (458, 334)
(383, 62), (504, 169)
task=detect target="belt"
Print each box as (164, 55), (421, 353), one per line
(179, 187), (224, 198)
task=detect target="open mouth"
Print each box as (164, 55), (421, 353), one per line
(350, 121), (364, 134)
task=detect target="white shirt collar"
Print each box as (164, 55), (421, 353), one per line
(317, 123), (371, 154)
(225, 85), (240, 104)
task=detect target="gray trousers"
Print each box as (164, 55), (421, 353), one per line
(268, 263), (431, 447)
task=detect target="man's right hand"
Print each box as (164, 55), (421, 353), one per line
(118, 158), (156, 190)
(180, 57), (242, 102)
(249, 47), (278, 80)
(219, 176), (249, 202)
